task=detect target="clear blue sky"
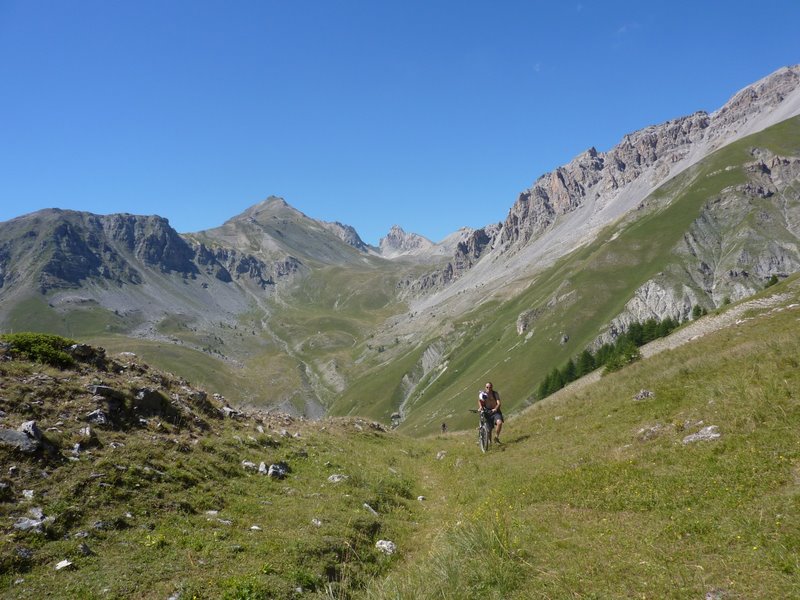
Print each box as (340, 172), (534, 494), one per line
(1, 1), (799, 245)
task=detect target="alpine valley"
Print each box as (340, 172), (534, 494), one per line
(2, 65), (800, 434)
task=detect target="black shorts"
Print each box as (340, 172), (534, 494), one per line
(488, 410), (503, 427)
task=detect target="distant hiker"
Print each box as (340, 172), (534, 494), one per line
(478, 381), (503, 443)
(441, 422), (447, 433)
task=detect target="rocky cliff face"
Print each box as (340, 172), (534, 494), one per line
(101, 214), (197, 273)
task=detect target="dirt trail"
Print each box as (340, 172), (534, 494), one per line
(524, 291), (794, 411)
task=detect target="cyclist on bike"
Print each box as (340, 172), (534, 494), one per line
(478, 381), (503, 443)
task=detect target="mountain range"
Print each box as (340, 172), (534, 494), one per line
(1, 65), (800, 433)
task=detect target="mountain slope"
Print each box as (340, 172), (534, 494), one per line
(1, 67), (799, 427)
(336, 115), (800, 433)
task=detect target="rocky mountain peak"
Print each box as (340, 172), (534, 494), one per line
(379, 225), (434, 258)
(231, 196), (300, 226)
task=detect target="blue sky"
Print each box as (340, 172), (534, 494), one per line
(1, 1), (799, 245)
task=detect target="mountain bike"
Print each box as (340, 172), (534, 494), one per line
(470, 407), (493, 452)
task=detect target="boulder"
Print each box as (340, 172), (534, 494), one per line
(267, 462), (289, 479)
(0, 421), (43, 453)
(0, 429), (40, 453)
(134, 388), (166, 415)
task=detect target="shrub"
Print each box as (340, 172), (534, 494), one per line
(0, 332), (77, 368)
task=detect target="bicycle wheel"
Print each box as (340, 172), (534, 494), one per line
(479, 423), (490, 453)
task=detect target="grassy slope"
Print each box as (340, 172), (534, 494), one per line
(0, 352), (428, 599)
(3, 277), (799, 598)
(366, 274), (800, 599)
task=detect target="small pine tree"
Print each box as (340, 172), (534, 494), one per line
(641, 318), (659, 344)
(561, 358), (577, 384)
(576, 349), (596, 377)
(626, 322), (644, 346)
(594, 342), (614, 366)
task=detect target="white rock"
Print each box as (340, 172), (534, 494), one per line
(327, 474), (348, 483)
(683, 425), (721, 444)
(375, 540), (396, 555)
(55, 559), (74, 571)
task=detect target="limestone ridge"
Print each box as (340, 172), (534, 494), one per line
(416, 65), (800, 290)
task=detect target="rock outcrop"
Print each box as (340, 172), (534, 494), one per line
(194, 243), (301, 289)
(321, 221), (368, 252)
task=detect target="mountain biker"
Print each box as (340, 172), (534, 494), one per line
(478, 381), (503, 443)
